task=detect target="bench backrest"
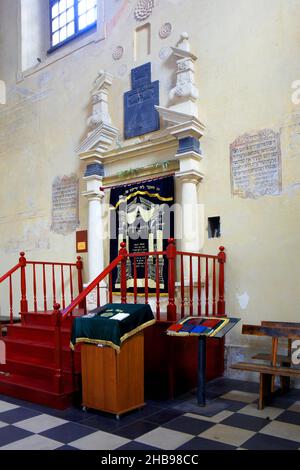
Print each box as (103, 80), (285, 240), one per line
(261, 321), (300, 328)
(242, 324), (300, 339)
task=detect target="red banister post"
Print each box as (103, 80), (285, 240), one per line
(217, 246), (226, 316)
(19, 252), (28, 313)
(76, 256), (85, 310)
(76, 256), (83, 293)
(52, 303), (63, 394)
(167, 238), (177, 322)
(119, 242), (128, 304)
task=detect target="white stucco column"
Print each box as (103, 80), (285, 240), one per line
(82, 172), (107, 310)
(87, 193), (105, 280)
(82, 174), (105, 282)
(178, 173), (202, 253)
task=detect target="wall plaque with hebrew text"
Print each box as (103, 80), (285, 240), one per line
(51, 174), (79, 235)
(230, 129), (282, 199)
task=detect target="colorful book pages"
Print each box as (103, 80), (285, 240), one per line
(191, 325), (211, 334)
(168, 323), (183, 332)
(180, 322), (196, 333)
(202, 319), (222, 329)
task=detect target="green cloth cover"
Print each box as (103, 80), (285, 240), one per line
(71, 303), (155, 352)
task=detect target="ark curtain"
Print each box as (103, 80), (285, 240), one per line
(109, 176), (175, 294)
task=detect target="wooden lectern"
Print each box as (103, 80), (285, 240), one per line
(81, 332), (145, 418)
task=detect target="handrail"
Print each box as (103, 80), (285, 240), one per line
(128, 251), (166, 258)
(61, 254), (123, 320)
(177, 251), (218, 259)
(27, 261), (77, 267)
(0, 263), (21, 284)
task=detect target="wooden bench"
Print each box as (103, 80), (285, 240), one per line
(231, 362), (300, 409)
(231, 323), (300, 409)
(252, 321), (300, 391)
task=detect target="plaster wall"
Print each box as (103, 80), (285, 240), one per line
(0, 0), (299, 363)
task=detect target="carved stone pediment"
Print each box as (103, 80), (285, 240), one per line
(77, 70), (119, 155)
(168, 33), (200, 118)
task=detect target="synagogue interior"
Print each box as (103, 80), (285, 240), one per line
(0, 0), (299, 454)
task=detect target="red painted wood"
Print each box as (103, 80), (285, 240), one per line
(33, 264), (37, 312)
(217, 246), (226, 316)
(212, 258), (216, 315)
(19, 252), (28, 313)
(42, 264), (47, 311)
(69, 265), (74, 302)
(189, 256), (193, 316)
(133, 257), (137, 304)
(62, 255), (122, 318)
(52, 303), (63, 395)
(205, 257), (209, 316)
(0, 307), (82, 409)
(109, 272), (113, 303)
(155, 254), (160, 320)
(167, 238), (177, 321)
(145, 255), (149, 305)
(177, 251), (217, 260)
(0, 263), (20, 284)
(180, 254), (185, 318)
(76, 256), (85, 311)
(144, 323), (224, 400)
(0, 244), (227, 408)
(61, 266), (65, 310)
(120, 242), (128, 305)
(197, 257), (201, 316)
(9, 275), (13, 324)
(96, 283), (100, 308)
(52, 264), (56, 306)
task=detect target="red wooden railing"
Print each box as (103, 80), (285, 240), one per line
(0, 252), (84, 327)
(49, 239), (226, 394)
(55, 238), (226, 323)
(0, 241), (226, 393)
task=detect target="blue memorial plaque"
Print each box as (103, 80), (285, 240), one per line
(124, 63), (160, 139)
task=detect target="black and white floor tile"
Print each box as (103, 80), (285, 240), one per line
(0, 378), (300, 450)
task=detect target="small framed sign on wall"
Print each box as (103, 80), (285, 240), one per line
(76, 230), (88, 253)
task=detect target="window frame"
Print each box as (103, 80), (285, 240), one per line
(48, 0), (98, 54)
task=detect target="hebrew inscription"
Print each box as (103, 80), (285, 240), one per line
(51, 174), (79, 235)
(230, 129), (282, 198)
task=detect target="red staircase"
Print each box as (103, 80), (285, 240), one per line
(0, 310), (83, 409)
(0, 241), (226, 409)
(0, 254), (85, 409)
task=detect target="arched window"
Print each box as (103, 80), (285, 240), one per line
(49, 0), (97, 51)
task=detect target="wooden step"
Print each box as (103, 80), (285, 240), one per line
(0, 358), (80, 389)
(0, 373), (76, 409)
(6, 324), (72, 345)
(4, 338), (81, 371)
(0, 310), (85, 409)
(21, 310), (84, 327)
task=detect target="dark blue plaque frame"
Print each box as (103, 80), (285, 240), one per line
(124, 63), (160, 139)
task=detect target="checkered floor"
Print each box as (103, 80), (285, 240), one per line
(0, 378), (300, 450)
